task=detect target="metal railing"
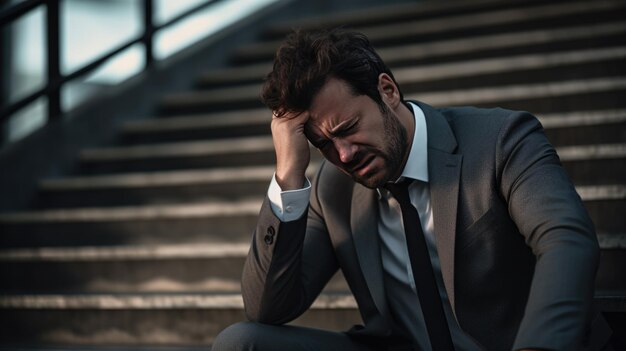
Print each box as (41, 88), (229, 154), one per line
(0, 0), (223, 136)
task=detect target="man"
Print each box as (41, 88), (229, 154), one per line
(213, 29), (612, 350)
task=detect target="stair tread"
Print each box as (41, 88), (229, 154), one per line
(558, 143), (626, 161)
(538, 109), (626, 128)
(576, 184), (626, 201)
(80, 136), (274, 161)
(0, 292), (356, 310)
(0, 243), (250, 261)
(1, 293), (624, 311)
(393, 46), (626, 84)
(410, 76), (626, 106)
(40, 166), (276, 190)
(122, 109), (268, 133)
(0, 199), (262, 222)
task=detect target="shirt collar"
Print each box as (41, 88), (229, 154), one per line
(399, 102), (429, 183)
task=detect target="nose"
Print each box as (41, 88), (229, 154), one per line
(334, 138), (357, 164)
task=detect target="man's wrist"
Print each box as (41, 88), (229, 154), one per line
(275, 171), (306, 190)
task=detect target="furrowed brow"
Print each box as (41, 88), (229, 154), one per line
(329, 116), (357, 137)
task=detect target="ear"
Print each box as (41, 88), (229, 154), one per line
(378, 73), (401, 109)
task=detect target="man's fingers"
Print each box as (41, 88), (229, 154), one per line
(273, 110), (309, 122)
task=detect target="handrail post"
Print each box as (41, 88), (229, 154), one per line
(143, 0), (154, 68)
(46, 0), (61, 121)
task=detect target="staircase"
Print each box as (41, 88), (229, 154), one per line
(1, 0), (625, 348)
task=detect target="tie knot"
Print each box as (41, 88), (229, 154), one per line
(384, 178), (413, 204)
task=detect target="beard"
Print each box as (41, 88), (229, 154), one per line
(350, 103), (408, 188)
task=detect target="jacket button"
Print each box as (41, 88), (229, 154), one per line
(265, 226), (275, 245)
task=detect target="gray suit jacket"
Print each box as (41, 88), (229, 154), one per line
(242, 102), (611, 350)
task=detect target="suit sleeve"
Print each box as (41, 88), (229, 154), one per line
(241, 164), (339, 324)
(496, 112), (600, 350)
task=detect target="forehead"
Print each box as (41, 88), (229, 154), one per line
(308, 78), (364, 128)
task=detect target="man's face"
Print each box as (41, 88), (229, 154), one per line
(305, 78), (409, 188)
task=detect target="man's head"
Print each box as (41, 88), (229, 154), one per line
(262, 29), (414, 188)
(261, 28), (402, 117)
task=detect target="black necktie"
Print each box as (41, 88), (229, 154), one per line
(386, 180), (454, 351)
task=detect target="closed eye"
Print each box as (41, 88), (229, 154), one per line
(311, 139), (330, 149)
(331, 118), (358, 137)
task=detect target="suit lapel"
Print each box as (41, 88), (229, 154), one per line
(350, 183), (391, 326)
(417, 101), (462, 311)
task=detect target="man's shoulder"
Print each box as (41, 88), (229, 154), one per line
(435, 105), (542, 138)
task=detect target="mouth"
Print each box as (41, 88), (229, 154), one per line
(351, 154), (376, 175)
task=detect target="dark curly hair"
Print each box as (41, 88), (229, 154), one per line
(261, 28), (403, 117)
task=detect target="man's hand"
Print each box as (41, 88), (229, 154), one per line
(271, 110), (310, 190)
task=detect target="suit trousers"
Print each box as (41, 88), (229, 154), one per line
(212, 322), (379, 351)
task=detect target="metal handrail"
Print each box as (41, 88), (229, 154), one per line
(0, 0), (223, 130)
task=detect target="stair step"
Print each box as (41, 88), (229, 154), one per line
(0, 200), (262, 247)
(0, 243), (348, 293)
(37, 164), (319, 208)
(38, 166), (276, 208)
(578, 185), (626, 234)
(162, 77), (626, 115)
(411, 77), (626, 113)
(196, 63), (271, 89)
(598, 247), (626, 294)
(233, 1), (626, 63)
(0, 293), (361, 345)
(218, 22), (626, 82)
(539, 109), (626, 146)
(121, 108), (269, 144)
(395, 46), (626, 92)
(0, 244), (249, 293)
(559, 144), (626, 184)
(79, 136), (279, 174)
(160, 85), (263, 114)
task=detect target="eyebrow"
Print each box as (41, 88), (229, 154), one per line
(329, 116), (358, 137)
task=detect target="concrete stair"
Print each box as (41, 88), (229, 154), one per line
(0, 0), (624, 348)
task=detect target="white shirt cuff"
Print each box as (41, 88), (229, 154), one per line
(268, 173), (311, 222)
